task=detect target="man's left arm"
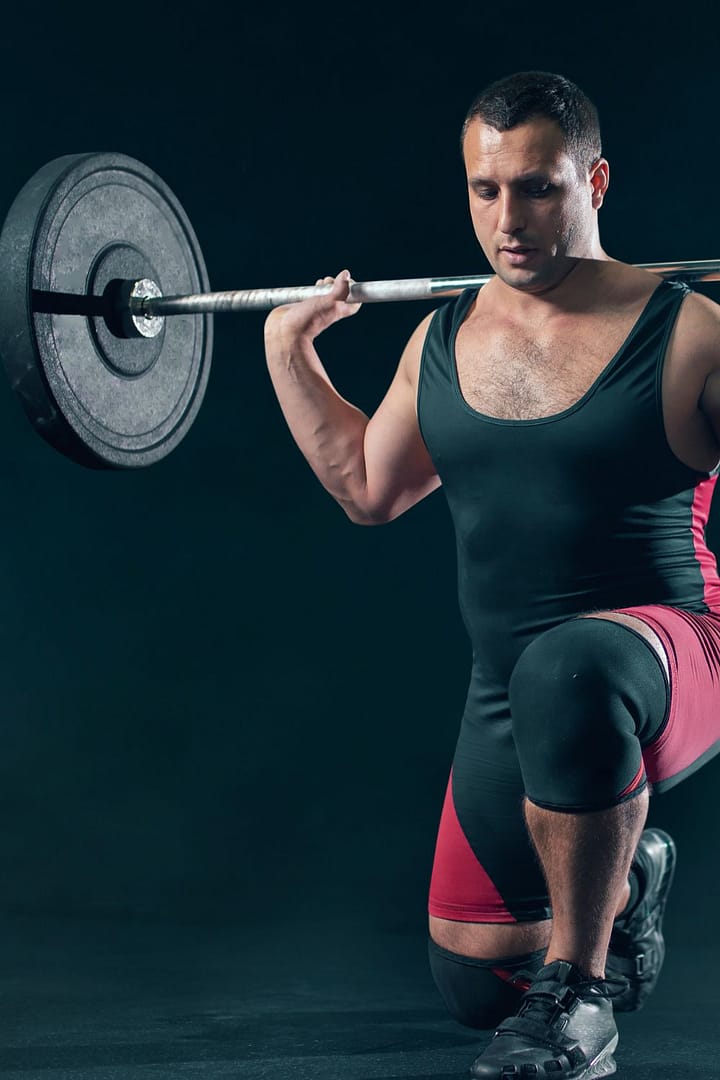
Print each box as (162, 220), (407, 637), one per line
(699, 306), (720, 440)
(669, 292), (720, 464)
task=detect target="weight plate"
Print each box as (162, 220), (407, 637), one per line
(0, 153), (212, 467)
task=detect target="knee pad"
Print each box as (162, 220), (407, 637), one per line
(427, 938), (546, 1029)
(509, 617), (669, 812)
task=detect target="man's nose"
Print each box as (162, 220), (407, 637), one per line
(498, 192), (526, 235)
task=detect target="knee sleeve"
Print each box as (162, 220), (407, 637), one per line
(427, 938), (546, 1029)
(509, 617), (669, 812)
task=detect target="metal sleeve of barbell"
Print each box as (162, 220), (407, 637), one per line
(135, 259), (720, 317)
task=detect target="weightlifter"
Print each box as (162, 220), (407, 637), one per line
(263, 71), (720, 1079)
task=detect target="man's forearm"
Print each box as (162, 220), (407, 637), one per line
(264, 328), (375, 522)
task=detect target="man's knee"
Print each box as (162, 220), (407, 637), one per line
(427, 938), (545, 1029)
(508, 617), (668, 812)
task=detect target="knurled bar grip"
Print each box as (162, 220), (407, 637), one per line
(134, 260), (720, 318)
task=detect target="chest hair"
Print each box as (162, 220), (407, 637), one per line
(455, 318), (636, 421)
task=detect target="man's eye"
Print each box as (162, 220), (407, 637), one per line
(526, 184), (553, 198)
(474, 189), (497, 200)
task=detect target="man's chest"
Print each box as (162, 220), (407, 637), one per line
(454, 310), (640, 421)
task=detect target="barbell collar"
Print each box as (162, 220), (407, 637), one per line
(132, 259), (720, 320)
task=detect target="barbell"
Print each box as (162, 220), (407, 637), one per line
(0, 151), (718, 469)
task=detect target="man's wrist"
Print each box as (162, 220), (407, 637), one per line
(264, 323), (318, 369)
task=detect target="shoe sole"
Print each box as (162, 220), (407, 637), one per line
(608, 828), (677, 1011)
(636, 828), (677, 910)
(647, 828), (677, 920)
(470, 1034), (619, 1079)
(580, 1033), (618, 1078)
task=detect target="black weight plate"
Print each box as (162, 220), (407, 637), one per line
(0, 153), (212, 468)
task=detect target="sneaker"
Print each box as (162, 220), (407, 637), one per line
(606, 828), (677, 1012)
(470, 960), (625, 1079)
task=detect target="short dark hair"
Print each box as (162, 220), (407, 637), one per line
(461, 71), (602, 171)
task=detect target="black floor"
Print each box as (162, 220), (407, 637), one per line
(0, 913), (713, 1079)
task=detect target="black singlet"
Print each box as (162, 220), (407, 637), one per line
(421, 279), (720, 922)
(418, 280), (720, 725)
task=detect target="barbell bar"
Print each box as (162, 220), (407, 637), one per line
(0, 150), (718, 470)
(131, 259), (720, 326)
(37, 260), (720, 341)
(42, 261), (720, 337)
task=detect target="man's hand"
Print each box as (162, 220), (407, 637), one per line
(264, 269), (361, 346)
(262, 268), (438, 523)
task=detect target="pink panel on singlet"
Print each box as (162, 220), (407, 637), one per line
(428, 773), (516, 923)
(690, 474), (720, 604)
(617, 760), (646, 799)
(616, 476), (720, 786)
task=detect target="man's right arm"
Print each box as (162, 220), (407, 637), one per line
(263, 270), (441, 525)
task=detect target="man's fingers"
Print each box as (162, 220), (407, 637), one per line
(313, 271), (360, 309)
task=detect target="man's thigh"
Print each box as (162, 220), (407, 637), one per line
(611, 603), (720, 790)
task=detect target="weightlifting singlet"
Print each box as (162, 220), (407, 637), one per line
(418, 279), (720, 923)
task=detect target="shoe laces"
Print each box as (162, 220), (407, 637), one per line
(514, 969), (628, 1027)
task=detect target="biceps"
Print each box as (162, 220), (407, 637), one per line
(362, 382), (441, 522)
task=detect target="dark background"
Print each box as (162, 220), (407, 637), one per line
(0, 2), (717, 950)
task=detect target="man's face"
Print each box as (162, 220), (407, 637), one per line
(462, 117), (604, 293)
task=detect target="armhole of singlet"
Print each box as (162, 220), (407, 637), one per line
(653, 282), (710, 480)
(417, 291), (476, 452)
(417, 301), (449, 453)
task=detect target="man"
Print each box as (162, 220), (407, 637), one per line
(263, 71), (720, 1079)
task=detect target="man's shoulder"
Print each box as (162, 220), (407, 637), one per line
(672, 287), (720, 357)
(598, 259), (662, 301)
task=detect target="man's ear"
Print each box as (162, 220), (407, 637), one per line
(590, 157), (610, 209)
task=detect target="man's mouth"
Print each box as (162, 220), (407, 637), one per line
(499, 246), (537, 263)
